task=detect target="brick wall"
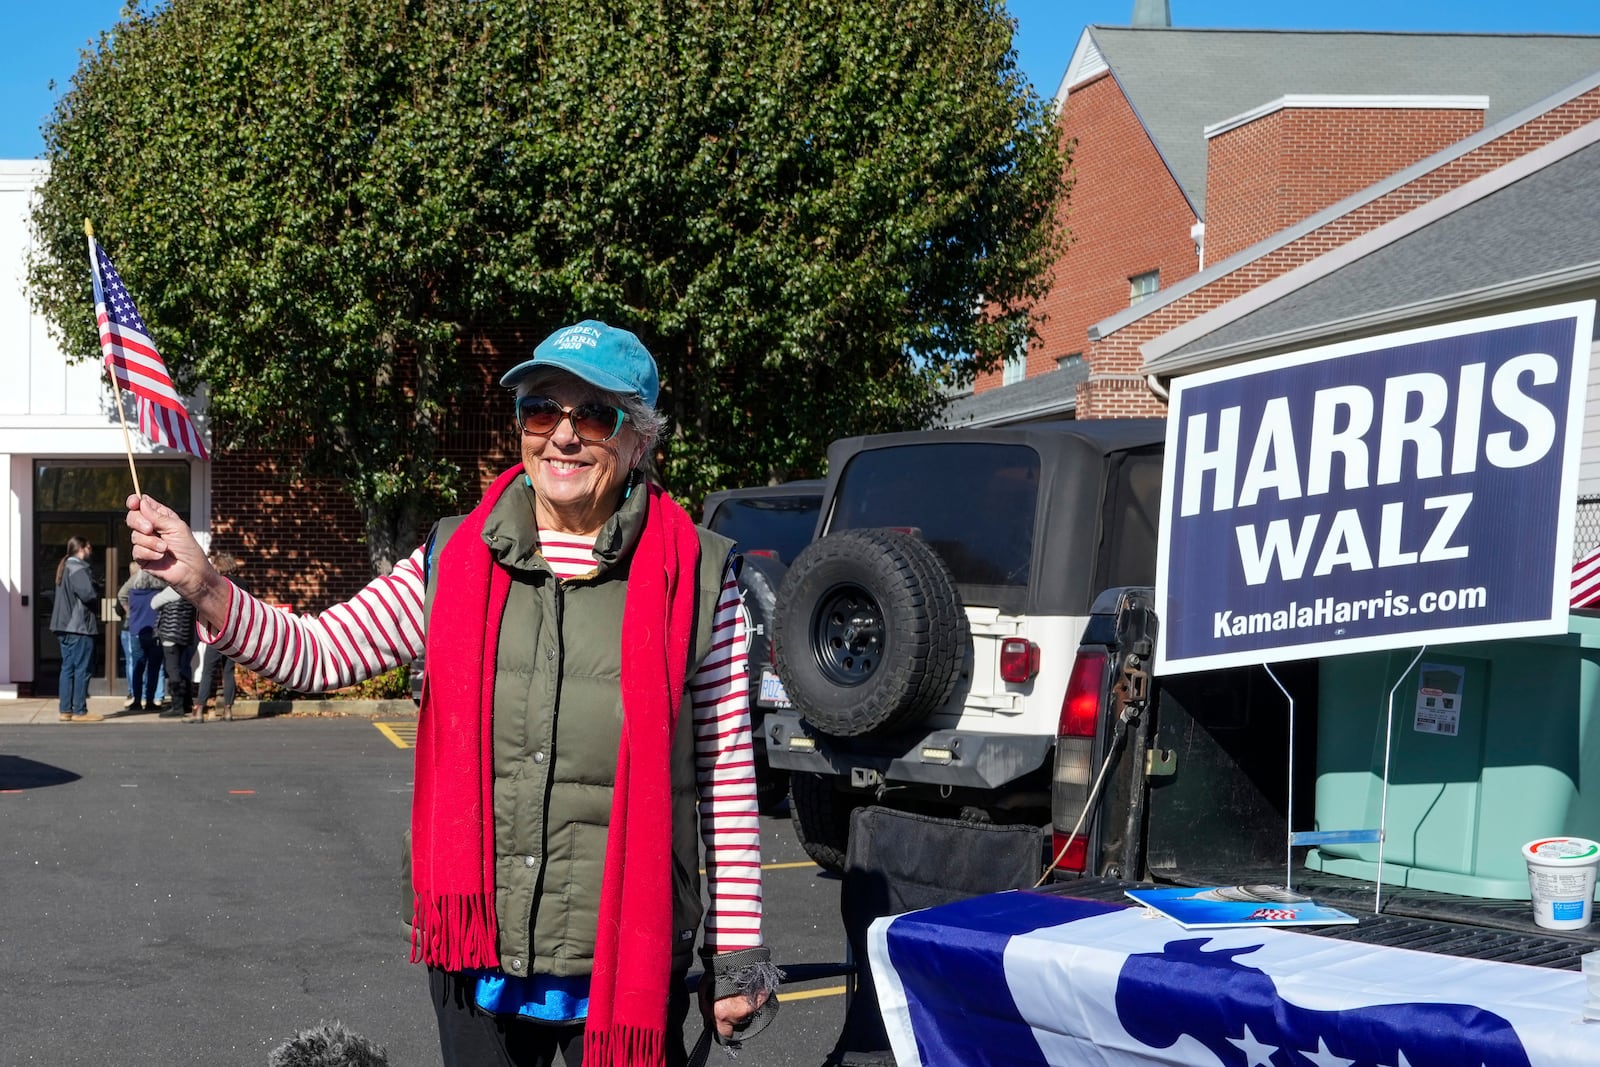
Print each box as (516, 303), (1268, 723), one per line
(207, 327), (529, 612)
(1205, 104), (1483, 264)
(974, 70), (1199, 394)
(1089, 86), (1600, 401)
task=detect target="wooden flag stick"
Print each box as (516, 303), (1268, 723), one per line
(87, 218), (143, 500)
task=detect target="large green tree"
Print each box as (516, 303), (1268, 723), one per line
(30, 0), (1067, 570)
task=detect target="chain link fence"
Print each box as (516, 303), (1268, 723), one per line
(1576, 495), (1600, 561)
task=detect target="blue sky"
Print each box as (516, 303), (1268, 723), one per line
(6, 1), (1600, 159)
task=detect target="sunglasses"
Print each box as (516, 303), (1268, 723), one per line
(515, 395), (629, 443)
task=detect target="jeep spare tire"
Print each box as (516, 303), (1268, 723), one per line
(773, 527), (968, 736)
(737, 551), (788, 685)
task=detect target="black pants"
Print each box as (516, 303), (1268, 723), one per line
(429, 968), (691, 1067)
(198, 643), (236, 707)
(161, 641), (195, 712)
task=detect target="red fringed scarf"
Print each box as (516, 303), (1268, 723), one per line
(410, 465), (701, 1067)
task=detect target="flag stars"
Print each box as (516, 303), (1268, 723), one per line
(1298, 1036), (1355, 1067)
(1227, 1024), (1279, 1066)
(1376, 1052), (1414, 1067)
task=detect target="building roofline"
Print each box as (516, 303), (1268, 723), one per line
(1077, 25), (1600, 40)
(1087, 66), (1600, 343)
(1151, 262), (1600, 376)
(1204, 94), (1489, 139)
(0, 159), (48, 192)
(1057, 27), (1202, 218)
(1141, 116), (1600, 375)
(939, 394), (1078, 428)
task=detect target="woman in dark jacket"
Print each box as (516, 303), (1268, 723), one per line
(50, 536), (101, 722)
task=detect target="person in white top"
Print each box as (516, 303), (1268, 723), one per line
(126, 320), (773, 1067)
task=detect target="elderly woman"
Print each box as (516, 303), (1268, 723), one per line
(126, 321), (775, 1067)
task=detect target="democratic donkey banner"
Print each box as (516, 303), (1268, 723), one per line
(1156, 302), (1594, 674)
(870, 891), (1593, 1067)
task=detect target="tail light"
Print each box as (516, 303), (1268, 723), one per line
(1051, 650), (1109, 875)
(1059, 650), (1106, 738)
(999, 638), (1039, 683)
(1049, 833), (1089, 875)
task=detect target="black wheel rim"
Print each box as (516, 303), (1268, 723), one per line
(811, 583), (884, 687)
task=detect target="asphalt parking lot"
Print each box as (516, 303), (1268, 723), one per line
(0, 716), (856, 1066)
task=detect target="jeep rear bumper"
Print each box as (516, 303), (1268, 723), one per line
(762, 711), (1054, 790)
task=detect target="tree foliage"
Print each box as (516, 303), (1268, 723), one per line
(30, 0), (1067, 569)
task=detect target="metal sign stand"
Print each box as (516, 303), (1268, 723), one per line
(1374, 646), (1428, 913)
(1263, 663), (1296, 892)
(1279, 648), (1426, 912)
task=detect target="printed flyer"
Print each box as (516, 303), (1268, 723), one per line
(1125, 885), (1359, 929)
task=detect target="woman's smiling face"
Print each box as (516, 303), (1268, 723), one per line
(518, 373), (646, 536)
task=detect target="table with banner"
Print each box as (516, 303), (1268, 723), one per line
(869, 889), (1600, 1067)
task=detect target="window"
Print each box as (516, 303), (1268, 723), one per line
(1129, 270), (1159, 306)
(829, 443), (1041, 603)
(1002, 346), (1026, 386)
(1057, 352), (1083, 371)
(705, 491), (823, 566)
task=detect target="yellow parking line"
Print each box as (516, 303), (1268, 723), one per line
(780, 985), (848, 1001)
(374, 723), (410, 749)
(700, 859), (821, 875)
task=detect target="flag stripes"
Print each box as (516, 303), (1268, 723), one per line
(88, 235), (209, 460)
(1572, 542), (1600, 608)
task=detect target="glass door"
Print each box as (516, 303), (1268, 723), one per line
(32, 460), (190, 696)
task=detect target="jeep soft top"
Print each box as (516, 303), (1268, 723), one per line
(765, 420), (1165, 870)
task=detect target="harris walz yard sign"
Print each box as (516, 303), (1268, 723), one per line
(1156, 302), (1595, 674)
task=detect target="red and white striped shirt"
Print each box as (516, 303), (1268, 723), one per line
(204, 532), (763, 952)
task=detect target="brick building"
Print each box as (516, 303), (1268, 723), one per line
(946, 27), (1600, 427)
(1133, 75), (1600, 501)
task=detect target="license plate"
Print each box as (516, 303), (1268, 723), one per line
(758, 669), (792, 707)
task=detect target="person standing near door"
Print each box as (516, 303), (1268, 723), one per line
(50, 536), (103, 723)
(151, 582), (199, 720)
(120, 562), (168, 712)
(193, 552), (243, 722)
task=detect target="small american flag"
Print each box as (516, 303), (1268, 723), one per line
(1247, 908), (1299, 922)
(1572, 543), (1600, 608)
(89, 235), (209, 460)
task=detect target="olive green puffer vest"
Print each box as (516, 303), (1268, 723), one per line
(423, 480), (734, 978)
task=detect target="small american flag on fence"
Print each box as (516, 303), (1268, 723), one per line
(1572, 543), (1600, 609)
(88, 235), (209, 460)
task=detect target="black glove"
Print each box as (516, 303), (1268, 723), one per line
(688, 946), (783, 1066)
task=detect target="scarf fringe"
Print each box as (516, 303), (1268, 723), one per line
(409, 892), (500, 971)
(581, 1024), (666, 1067)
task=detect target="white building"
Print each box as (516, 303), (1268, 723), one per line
(1, 161), (209, 698)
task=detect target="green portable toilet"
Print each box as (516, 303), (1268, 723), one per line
(1305, 612), (1600, 898)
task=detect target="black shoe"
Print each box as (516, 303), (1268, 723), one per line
(158, 707), (187, 719)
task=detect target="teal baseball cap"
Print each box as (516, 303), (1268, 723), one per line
(499, 320), (660, 407)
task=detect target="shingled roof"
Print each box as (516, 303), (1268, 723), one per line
(1146, 123), (1600, 374)
(1061, 27), (1600, 215)
(939, 359), (1088, 427)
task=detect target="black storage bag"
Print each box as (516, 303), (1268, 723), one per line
(829, 806), (1045, 1066)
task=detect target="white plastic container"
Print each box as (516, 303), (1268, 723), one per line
(1522, 837), (1600, 930)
